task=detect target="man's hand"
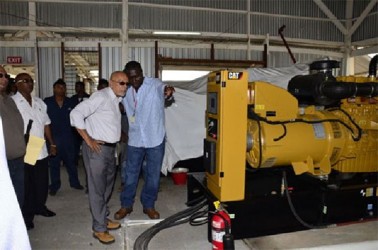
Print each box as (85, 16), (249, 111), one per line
(164, 85), (175, 99)
(49, 145), (57, 156)
(86, 138), (102, 154)
(164, 85), (175, 107)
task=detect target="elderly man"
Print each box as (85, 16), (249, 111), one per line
(12, 73), (57, 230)
(0, 66), (26, 208)
(70, 71), (128, 245)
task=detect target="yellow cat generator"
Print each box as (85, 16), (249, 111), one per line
(188, 58), (378, 239)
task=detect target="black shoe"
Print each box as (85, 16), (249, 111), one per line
(49, 190), (57, 196)
(26, 222), (34, 230)
(36, 208), (56, 217)
(71, 184), (84, 190)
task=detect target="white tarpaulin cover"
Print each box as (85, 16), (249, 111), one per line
(162, 63), (309, 175)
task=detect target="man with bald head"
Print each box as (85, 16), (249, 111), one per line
(0, 66), (26, 209)
(70, 71), (128, 244)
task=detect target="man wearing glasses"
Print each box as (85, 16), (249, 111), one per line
(12, 73), (57, 230)
(70, 71), (128, 245)
(0, 66), (26, 210)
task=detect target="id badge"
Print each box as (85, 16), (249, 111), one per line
(130, 116), (135, 123)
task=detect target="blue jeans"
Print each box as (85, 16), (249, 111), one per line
(120, 140), (165, 209)
(7, 157), (25, 208)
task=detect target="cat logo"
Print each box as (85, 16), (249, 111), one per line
(228, 72), (243, 80)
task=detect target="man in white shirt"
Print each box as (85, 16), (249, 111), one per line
(70, 71), (128, 245)
(12, 73), (57, 230)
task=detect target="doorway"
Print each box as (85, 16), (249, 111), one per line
(63, 50), (100, 97)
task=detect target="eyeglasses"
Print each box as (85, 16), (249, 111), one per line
(0, 73), (10, 79)
(111, 79), (128, 86)
(16, 78), (34, 84)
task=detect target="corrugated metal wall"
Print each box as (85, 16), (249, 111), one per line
(36, 2), (121, 29)
(0, 1), (28, 26)
(1, 0), (376, 42)
(1, 44), (343, 98)
(267, 51), (341, 68)
(128, 7), (247, 34)
(352, 1), (378, 42)
(128, 47), (156, 77)
(0, 47), (35, 64)
(1, 0), (375, 97)
(38, 47), (61, 98)
(101, 47), (123, 79)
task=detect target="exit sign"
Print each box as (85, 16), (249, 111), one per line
(7, 56), (23, 64)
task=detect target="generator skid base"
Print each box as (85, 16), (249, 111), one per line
(187, 170), (378, 240)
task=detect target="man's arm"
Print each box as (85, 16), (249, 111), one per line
(75, 128), (102, 154)
(70, 93), (105, 154)
(44, 124), (57, 156)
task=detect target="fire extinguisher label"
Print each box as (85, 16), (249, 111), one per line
(212, 230), (225, 242)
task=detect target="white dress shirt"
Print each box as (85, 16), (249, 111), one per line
(12, 92), (50, 160)
(70, 87), (122, 143)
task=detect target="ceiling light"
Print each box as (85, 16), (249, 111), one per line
(152, 31), (201, 35)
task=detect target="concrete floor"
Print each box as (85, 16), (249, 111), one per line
(27, 163), (378, 250)
(27, 163), (249, 250)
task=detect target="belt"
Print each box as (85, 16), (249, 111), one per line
(102, 142), (117, 147)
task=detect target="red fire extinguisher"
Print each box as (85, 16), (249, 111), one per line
(211, 202), (234, 250)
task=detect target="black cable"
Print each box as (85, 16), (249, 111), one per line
(249, 110), (362, 141)
(295, 117), (361, 141)
(273, 124), (287, 141)
(326, 107), (363, 141)
(186, 195), (206, 207)
(133, 198), (207, 250)
(134, 203), (204, 250)
(189, 209), (209, 226)
(282, 170), (327, 229)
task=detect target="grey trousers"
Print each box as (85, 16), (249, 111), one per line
(82, 143), (116, 232)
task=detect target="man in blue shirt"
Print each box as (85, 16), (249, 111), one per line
(114, 61), (175, 220)
(44, 79), (83, 196)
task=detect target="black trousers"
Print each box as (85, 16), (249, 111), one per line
(22, 157), (49, 224)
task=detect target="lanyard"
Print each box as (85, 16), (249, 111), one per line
(132, 88), (137, 117)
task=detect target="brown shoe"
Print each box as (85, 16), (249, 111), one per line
(114, 207), (133, 220)
(143, 208), (160, 219)
(107, 219), (121, 230)
(93, 231), (115, 244)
